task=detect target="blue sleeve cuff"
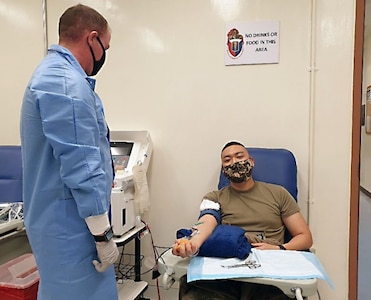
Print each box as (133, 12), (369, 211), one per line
(198, 209), (221, 224)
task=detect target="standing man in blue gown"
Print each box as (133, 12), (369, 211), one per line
(21, 4), (119, 299)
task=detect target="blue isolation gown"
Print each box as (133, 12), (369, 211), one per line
(20, 45), (118, 300)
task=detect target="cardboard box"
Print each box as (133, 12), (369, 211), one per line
(0, 253), (39, 300)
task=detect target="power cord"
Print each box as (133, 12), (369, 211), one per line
(140, 220), (181, 298)
(291, 287), (303, 300)
(141, 219), (165, 300)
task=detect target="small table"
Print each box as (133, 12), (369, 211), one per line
(158, 249), (318, 299)
(113, 224), (148, 300)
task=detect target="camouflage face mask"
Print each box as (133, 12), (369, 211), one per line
(222, 159), (254, 183)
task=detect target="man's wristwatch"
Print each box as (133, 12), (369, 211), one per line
(93, 226), (114, 242)
(278, 244), (286, 250)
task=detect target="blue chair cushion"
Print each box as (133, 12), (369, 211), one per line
(218, 148), (297, 200)
(0, 146), (23, 203)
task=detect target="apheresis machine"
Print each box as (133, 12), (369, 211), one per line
(109, 131), (152, 236)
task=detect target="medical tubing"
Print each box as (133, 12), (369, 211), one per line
(294, 287), (304, 300)
(141, 219), (162, 299)
(162, 268), (175, 290)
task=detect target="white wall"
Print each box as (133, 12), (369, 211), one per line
(310, 1), (355, 298)
(0, 0), (44, 143)
(1, 1), (356, 299)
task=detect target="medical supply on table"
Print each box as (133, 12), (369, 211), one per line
(221, 259), (261, 269)
(187, 248), (334, 288)
(109, 131), (152, 236)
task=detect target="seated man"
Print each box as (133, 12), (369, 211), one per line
(172, 141), (313, 300)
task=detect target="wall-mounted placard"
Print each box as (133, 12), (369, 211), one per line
(225, 21), (280, 66)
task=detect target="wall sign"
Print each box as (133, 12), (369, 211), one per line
(225, 21), (280, 66)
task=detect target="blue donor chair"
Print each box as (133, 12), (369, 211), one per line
(0, 145), (24, 237)
(157, 147), (317, 300)
(218, 148), (297, 200)
(0, 146), (23, 203)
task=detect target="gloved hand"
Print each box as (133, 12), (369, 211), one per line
(93, 239), (119, 272)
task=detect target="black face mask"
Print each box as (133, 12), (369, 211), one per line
(222, 159), (254, 183)
(89, 36), (106, 76)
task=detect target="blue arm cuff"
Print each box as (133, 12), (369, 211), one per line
(198, 209), (221, 224)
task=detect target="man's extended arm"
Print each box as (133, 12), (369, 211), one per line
(172, 214), (217, 258)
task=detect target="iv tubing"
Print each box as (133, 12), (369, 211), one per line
(295, 287), (304, 300)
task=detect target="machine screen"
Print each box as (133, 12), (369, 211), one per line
(110, 141), (134, 171)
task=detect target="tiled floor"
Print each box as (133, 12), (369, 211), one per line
(141, 283), (178, 300)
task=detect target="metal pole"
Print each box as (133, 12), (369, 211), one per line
(42, 0), (48, 56)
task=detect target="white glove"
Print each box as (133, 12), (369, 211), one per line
(85, 213), (119, 272)
(93, 239), (119, 272)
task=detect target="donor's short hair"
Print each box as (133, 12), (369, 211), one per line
(221, 141), (245, 153)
